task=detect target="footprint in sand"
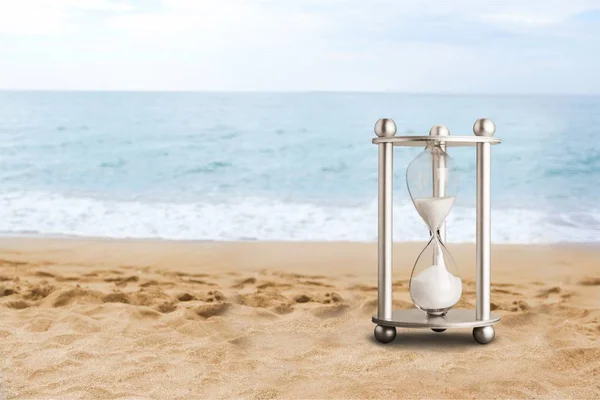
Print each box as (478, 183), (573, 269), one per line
(156, 301), (177, 313)
(233, 289), (293, 315)
(256, 281), (292, 290)
(536, 286), (562, 298)
(322, 292), (343, 304)
(130, 287), (171, 307)
(232, 277), (257, 289)
(140, 280), (160, 287)
(578, 277), (600, 286)
(104, 275), (139, 287)
(491, 300), (530, 312)
(292, 292), (344, 305)
(272, 303), (293, 314)
(5, 300), (30, 309)
(0, 285), (17, 297)
(177, 292), (195, 302)
(293, 294), (313, 303)
(186, 302), (230, 319)
(23, 283), (55, 300)
(197, 290), (226, 302)
(102, 292), (130, 304)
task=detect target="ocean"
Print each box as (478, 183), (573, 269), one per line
(0, 91), (597, 243)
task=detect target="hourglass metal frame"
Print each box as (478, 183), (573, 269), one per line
(371, 118), (501, 345)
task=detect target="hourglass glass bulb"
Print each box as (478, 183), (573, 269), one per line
(406, 143), (459, 232)
(406, 139), (463, 316)
(409, 236), (462, 315)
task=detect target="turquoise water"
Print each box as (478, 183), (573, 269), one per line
(0, 91), (598, 242)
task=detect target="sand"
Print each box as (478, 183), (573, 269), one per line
(413, 196), (456, 231)
(0, 238), (598, 399)
(410, 263), (462, 312)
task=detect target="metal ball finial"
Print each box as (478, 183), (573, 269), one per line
(374, 325), (396, 343)
(473, 326), (495, 344)
(429, 124), (450, 137)
(374, 118), (397, 138)
(473, 118), (496, 137)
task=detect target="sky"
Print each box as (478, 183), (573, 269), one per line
(1, 0), (600, 94)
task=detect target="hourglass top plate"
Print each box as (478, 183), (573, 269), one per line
(372, 135), (501, 147)
(372, 308), (500, 328)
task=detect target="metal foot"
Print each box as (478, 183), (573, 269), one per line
(374, 325), (396, 344)
(431, 328), (446, 333)
(473, 325), (495, 344)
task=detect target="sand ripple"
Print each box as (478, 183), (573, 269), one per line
(0, 241), (598, 399)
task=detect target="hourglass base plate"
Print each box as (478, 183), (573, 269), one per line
(372, 308), (500, 329)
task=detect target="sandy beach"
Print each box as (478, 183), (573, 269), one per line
(0, 238), (598, 399)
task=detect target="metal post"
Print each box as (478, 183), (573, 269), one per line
(473, 118), (495, 321)
(476, 142), (491, 320)
(378, 143), (393, 320)
(437, 143), (447, 242)
(374, 118), (396, 321)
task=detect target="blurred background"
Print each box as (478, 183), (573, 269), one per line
(0, 0), (598, 243)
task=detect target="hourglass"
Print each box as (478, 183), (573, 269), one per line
(371, 118), (501, 345)
(407, 134), (462, 317)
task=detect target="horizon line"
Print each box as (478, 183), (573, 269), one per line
(0, 88), (599, 97)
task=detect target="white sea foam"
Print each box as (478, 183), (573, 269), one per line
(0, 190), (597, 243)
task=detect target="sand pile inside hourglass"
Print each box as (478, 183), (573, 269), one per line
(410, 253), (462, 310)
(413, 196), (455, 234)
(410, 196), (462, 311)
